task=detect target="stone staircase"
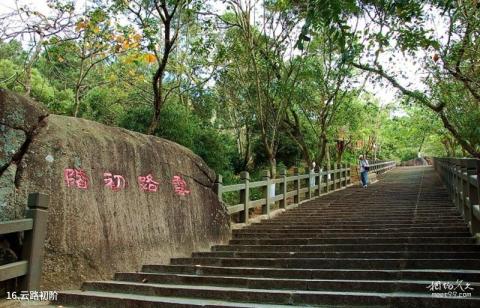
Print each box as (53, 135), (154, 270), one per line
(57, 167), (480, 307)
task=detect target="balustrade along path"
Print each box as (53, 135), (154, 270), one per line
(56, 164), (480, 307)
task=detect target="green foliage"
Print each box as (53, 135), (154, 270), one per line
(0, 59), (55, 104)
(119, 101), (237, 174)
(0, 0), (476, 184)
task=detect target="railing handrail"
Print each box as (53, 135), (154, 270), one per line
(433, 157), (480, 236)
(0, 193), (49, 291)
(215, 161), (396, 222)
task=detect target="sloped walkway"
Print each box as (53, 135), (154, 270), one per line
(57, 167), (480, 307)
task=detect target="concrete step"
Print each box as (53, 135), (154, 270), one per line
(142, 265), (480, 282)
(295, 204), (455, 208)
(70, 281), (480, 307)
(256, 222), (467, 227)
(113, 272), (480, 295)
(57, 290), (300, 307)
(212, 243), (480, 252)
(170, 257), (480, 270)
(192, 251), (480, 259)
(245, 224), (468, 229)
(274, 215), (463, 220)
(265, 219), (465, 224)
(228, 237), (475, 245)
(241, 227), (470, 233)
(283, 210), (459, 215)
(232, 232), (472, 238)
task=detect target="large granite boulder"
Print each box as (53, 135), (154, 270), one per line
(0, 89), (230, 289)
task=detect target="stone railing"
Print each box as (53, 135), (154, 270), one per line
(433, 158), (480, 236)
(0, 193), (49, 291)
(215, 161), (396, 223)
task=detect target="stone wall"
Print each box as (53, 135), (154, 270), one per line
(0, 89), (230, 289)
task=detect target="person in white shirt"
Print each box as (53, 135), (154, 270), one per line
(359, 155), (369, 188)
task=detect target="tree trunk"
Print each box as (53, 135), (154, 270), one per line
(73, 54), (87, 118)
(439, 111), (479, 158)
(317, 133), (328, 167)
(336, 148), (344, 164)
(242, 127), (251, 170)
(268, 157), (277, 179)
(147, 4), (177, 135)
(24, 35), (44, 96)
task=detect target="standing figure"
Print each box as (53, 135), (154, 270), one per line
(359, 155), (370, 188)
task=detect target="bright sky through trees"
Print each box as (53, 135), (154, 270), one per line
(0, 0), (478, 179)
(0, 0), (427, 107)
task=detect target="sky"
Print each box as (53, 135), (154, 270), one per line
(0, 0), (434, 108)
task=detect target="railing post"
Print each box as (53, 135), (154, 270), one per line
(331, 163), (336, 191)
(280, 169), (287, 209)
(341, 163), (346, 187)
(307, 168), (312, 200)
(336, 163), (341, 189)
(450, 159), (456, 198)
(294, 167), (300, 205)
(347, 164), (351, 185)
(324, 165), (330, 194)
(316, 166), (321, 197)
(464, 160), (475, 230)
(450, 159), (456, 204)
(262, 170), (271, 216)
(239, 171), (250, 223)
(21, 193), (49, 291)
(214, 174), (223, 203)
(339, 163), (343, 187)
(455, 160), (463, 214)
(460, 160), (469, 220)
(471, 160), (480, 235)
(448, 159), (454, 198)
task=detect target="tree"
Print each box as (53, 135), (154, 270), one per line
(214, 0), (305, 177)
(113, 0), (199, 134)
(0, 0), (75, 96)
(349, 0), (480, 157)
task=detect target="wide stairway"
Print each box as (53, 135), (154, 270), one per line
(58, 167), (480, 307)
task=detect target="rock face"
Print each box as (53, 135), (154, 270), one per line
(0, 89), (230, 289)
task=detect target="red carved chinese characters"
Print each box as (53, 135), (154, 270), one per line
(172, 175), (191, 196)
(104, 173), (126, 191)
(64, 168), (89, 190)
(65, 169), (194, 196)
(138, 174), (159, 192)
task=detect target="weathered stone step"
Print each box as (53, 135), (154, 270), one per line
(213, 243), (480, 252)
(142, 265), (480, 282)
(278, 213), (461, 218)
(257, 221), (466, 227)
(192, 251), (480, 259)
(273, 213), (462, 218)
(297, 202), (453, 206)
(291, 203), (455, 207)
(264, 218), (464, 224)
(57, 290), (297, 307)
(228, 237), (475, 245)
(288, 208), (457, 213)
(113, 272), (480, 295)
(70, 281), (480, 307)
(232, 232), (471, 239)
(275, 215), (461, 220)
(170, 257), (480, 270)
(242, 227), (469, 233)
(321, 199), (449, 202)
(248, 223), (468, 229)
